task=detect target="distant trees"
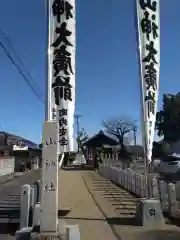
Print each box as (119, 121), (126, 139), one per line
(151, 93), (180, 158)
(156, 93), (180, 142)
(76, 128), (88, 153)
(152, 141), (171, 158)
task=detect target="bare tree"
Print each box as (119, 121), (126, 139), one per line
(76, 128), (88, 153)
(102, 117), (137, 148)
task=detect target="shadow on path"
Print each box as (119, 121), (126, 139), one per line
(134, 230), (180, 240)
(0, 222), (19, 236)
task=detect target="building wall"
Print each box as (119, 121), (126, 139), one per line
(0, 132), (41, 173)
(14, 153), (41, 172)
(0, 157), (15, 176)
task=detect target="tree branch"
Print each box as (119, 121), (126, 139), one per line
(102, 117), (137, 147)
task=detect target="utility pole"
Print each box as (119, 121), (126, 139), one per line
(74, 114), (82, 152)
(132, 125), (138, 162)
(133, 126), (137, 146)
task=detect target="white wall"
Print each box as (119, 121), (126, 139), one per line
(0, 157), (15, 175)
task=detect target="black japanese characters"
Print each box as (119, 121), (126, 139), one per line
(52, 76), (72, 105)
(143, 41), (157, 64)
(52, 0), (73, 23)
(52, 23), (73, 48)
(59, 127), (67, 136)
(52, 107), (56, 120)
(53, 46), (73, 77)
(51, 0), (74, 149)
(145, 91), (155, 118)
(59, 137), (68, 146)
(139, 0), (157, 12)
(141, 11), (158, 41)
(45, 137), (56, 146)
(58, 108), (68, 146)
(144, 62), (157, 91)
(45, 160), (56, 172)
(139, 0), (159, 120)
(59, 108), (68, 116)
(44, 182), (55, 192)
(149, 208), (156, 216)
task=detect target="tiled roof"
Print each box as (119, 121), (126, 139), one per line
(83, 130), (118, 146)
(0, 131), (39, 150)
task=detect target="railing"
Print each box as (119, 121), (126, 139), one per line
(19, 180), (41, 230)
(99, 160), (180, 219)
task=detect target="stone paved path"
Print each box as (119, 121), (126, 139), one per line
(59, 170), (117, 240)
(59, 170), (180, 240)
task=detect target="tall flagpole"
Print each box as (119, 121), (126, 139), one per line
(135, 0), (160, 198)
(134, 1), (148, 197)
(45, 0), (49, 121)
(41, 0), (76, 235)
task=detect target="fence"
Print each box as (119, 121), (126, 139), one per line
(99, 159), (180, 219)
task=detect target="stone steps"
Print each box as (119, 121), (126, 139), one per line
(0, 193), (20, 220)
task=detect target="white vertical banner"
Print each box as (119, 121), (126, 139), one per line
(136, 0), (160, 163)
(47, 0), (56, 121)
(50, 0), (76, 153)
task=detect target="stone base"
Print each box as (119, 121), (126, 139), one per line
(15, 222), (80, 240)
(136, 198), (164, 227)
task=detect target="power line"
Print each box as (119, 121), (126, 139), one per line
(1, 28), (44, 97)
(0, 28), (45, 104)
(0, 41), (44, 104)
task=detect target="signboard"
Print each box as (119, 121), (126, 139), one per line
(136, 0), (160, 163)
(49, 0), (76, 153)
(13, 145), (28, 151)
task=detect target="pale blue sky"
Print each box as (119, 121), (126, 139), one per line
(0, 1), (179, 144)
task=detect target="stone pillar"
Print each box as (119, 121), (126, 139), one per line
(20, 184), (31, 229)
(159, 180), (167, 211)
(40, 121), (58, 233)
(168, 183), (177, 218)
(122, 170), (125, 187)
(124, 170), (128, 189)
(151, 178), (159, 199)
(127, 170), (131, 190)
(140, 175), (145, 198)
(132, 172), (135, 193)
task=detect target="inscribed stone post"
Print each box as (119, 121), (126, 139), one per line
(41, 121), (58, 233)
